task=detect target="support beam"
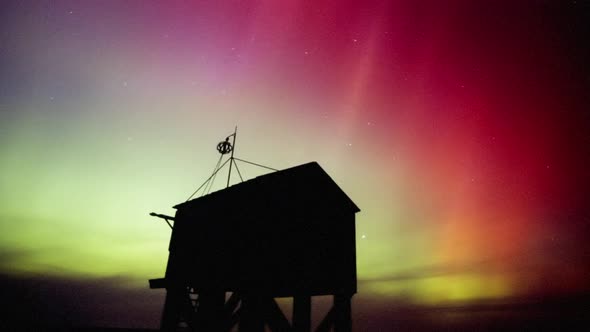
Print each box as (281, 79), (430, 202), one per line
(265, 298), (293, 332)
(225, 306), (242, 332)
(314, 306), (335, 332)
(149, 277), (166, 289)
(224, 292), (241, 317)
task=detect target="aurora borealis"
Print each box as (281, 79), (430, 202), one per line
(1, 0), (589, 330)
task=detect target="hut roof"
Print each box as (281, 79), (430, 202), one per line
(174, 162), (360, 217)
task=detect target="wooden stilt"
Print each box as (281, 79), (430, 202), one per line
(197, 290), (225, 331)
(333, 294), (352, 332)
(293, 295), (311, 332)
(160, 286), (186, 332)
(239, 295), (265, 332)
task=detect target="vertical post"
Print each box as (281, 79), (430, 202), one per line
(239, 294), (265, 332)
(197, 290), (226, 332)
(293, 295), (311, 332)
(160, 286), (184, 332)
(333, 294), (352, 332)
(226, 126), (237, 188)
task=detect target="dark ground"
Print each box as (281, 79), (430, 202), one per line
(2, 273), (589, 331)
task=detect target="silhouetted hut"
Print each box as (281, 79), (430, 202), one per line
(150, 162), (360, 332)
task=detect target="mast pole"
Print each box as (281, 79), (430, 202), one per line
(226, 126), (237, 188)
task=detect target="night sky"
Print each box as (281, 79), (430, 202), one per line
(1, 0), (589, 330)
